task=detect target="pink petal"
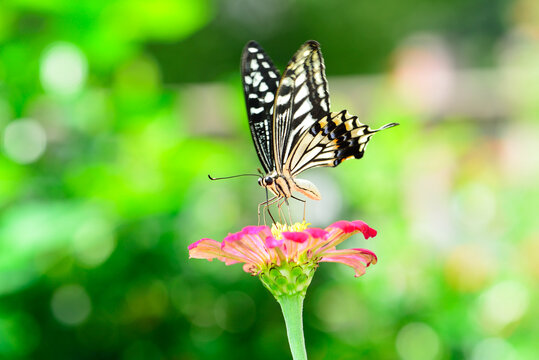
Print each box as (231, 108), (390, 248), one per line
(189, 228), (273, 269)
(305, 228), (328, 239)
(265, 235), (283, 248)
(188, 239), (203, 251)
(320, 248), (377, 277)
(221, 233), (269, 265)
(328, 220), (357, 234)
(327, 220), (377, 239)
(223, 231), (243, 246)
(242, 225), (270, 235)
(242, 263), (260, 275)
(188, 238), (223, 260)
(282, 231), (308, 243)
(223, 258), (242, 265)
(352, 220), (377, 239)
(350, 248), (378, 265)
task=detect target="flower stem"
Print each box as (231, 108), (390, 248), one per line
(277, 294), (308, 360)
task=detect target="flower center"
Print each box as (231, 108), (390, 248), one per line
(271, 221), (310, 239)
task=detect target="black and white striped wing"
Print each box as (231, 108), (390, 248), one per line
(241, 41), (281, 174)
(273, 41), (330, 173)
(286, 110), (398, 175)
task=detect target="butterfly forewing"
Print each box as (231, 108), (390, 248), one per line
(273, 41), (331, 172)
(241, 41), (281, 173)
(287, 111), (398, 175)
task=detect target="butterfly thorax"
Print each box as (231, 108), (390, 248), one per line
(258, 171), (321, 201)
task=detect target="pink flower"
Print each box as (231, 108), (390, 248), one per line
(188, 220), (378, 279)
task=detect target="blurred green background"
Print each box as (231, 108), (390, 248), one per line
(1, 0), (538, 359)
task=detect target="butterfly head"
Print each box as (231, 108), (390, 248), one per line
(258, 176), (274, 187)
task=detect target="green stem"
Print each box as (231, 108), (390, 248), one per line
(277, 294), (308, 360)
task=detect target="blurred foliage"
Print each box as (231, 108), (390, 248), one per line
(1, 0), (539, 359)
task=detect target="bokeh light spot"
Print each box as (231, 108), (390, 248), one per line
(51, 284), (92, 326)
(312, 285), (366, 332)
(40, 42), (88, 96)
(3, 118), (47, 164)
(189, 324), (222, 344)
(392, 33), (454, 115)
(73, 217), (116, 268)
(185, 286), (217, 328)
(471, 338), (517, 360)
(396, 322), (441, 360)
(453, 182), (497, 232)
(476, 280), (529, 334)
(125, 280), (169, 321)
(115, 55), (161, 95)
(444, 244), (495, 292)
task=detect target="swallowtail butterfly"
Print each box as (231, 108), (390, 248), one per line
(241, 40), (398, 212)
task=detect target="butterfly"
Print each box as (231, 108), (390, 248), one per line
(241, 40), (398, 216)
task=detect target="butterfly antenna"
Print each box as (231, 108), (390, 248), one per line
(208, 173), (260, 181)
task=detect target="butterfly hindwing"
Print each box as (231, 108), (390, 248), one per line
(241, 41), (281, 173)
(287, 110), (398, 175)
(273, 41), (331, 172)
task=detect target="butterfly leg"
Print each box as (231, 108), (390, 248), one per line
(277, 202), (284, 224)
(260, 187), (277, 225)
(286, 200), (292, 225)
(284, 197), (293, 225)
(276, 198), (286, 225)
(258, 195), (280, 225)
(266, 196), (282, 225)
(276, 198), (282, 223)
(276, 197), (292, 225)
(291, 195), (307, 222)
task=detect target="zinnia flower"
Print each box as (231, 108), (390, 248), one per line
(189, 220), (377, 298)
(189, 219), (378, 360)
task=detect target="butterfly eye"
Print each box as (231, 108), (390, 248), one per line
(264, 176), (273, 185)
(257, 178), (262, 186)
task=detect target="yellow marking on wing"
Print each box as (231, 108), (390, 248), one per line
(319, 118), (328, 129)
(344, 119), (354, 131)
(351, 128), (366, 138)
(332, 117), (342, 126)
